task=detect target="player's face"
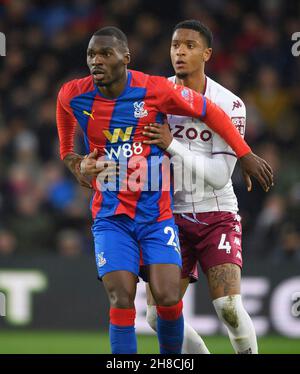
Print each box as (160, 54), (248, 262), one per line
(87, 35), (130, 87)
(170, 29), (212, 79)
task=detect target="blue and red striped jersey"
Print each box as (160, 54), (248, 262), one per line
(56, 69), (250, 222)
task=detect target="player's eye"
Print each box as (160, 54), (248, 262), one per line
(172, 43), (179, 48)
(88, 51), (95, 57)
(187, 44), (194, 49)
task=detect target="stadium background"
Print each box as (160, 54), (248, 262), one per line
(0, 0), (300, 353)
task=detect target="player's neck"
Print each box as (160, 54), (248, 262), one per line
(176, 71), (206, 95)
(97, 70), (128, 99)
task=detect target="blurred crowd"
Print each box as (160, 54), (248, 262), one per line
(0, 0), (300, 263)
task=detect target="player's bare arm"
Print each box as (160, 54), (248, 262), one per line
(144, 122), (274, 192)
(239, 153), (274, 192)
(64, 149), (118, 188)
(63, 152), (92, 189)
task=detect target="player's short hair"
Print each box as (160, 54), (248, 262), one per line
(173, 20), (213, 48)
(93, 26), (128, 50)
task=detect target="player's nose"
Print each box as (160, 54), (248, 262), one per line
(176, 45), (186, 56)
(92, 54), (104, 65)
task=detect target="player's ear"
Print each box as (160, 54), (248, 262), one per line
(124, 52), (130, 65)
(203, 48), (212, 62)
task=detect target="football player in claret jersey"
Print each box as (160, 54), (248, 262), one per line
(144, 20), (273, 354)
(56, 26), (272, 354)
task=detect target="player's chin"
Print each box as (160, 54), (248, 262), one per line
(175, 70), (189, 79)
(93, 78), (107, 87)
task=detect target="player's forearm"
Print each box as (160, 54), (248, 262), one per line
(63, 152), (83, 176)
(203, 99), (251, 158)
(166, 139), (233, 189)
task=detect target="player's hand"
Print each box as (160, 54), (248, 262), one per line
(63, 152), (93, 189)
(80, 149), (118, 178)
(239, 152), (274, 192)
(74, 160), (93, 189)
(142, 121), (173, 150)
(95, 156), (119, 184)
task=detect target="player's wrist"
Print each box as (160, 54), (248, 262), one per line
(166, 138), (183, 155)
(237, 148), (252, 159)
(63, 153), (83, 173)
(79, 155), (88, 175)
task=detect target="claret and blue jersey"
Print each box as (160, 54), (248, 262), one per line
(56, 69), (208, 223)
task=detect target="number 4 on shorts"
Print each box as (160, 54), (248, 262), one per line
(218, 233), (231, 254)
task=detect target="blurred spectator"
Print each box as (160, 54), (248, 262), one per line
(42, 161), (76, 210)
(251, 194), (286, 256)
(0, 229), (17, 256)
(250, 66), (291, 129)
(57, 229), (84, 257)
(7, 194), (55, 253)
(272, 223), (300, 263)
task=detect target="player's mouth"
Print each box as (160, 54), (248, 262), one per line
(92, 69), (106, 80)
(175, 60), (186, 68)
